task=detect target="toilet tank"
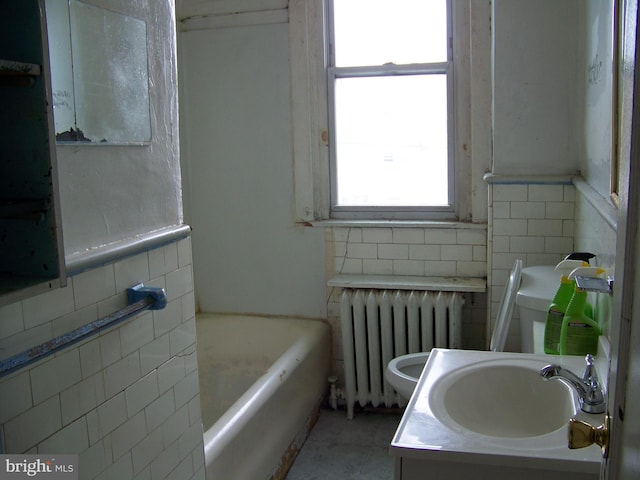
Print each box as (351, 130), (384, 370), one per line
(516, 266), (561, 353)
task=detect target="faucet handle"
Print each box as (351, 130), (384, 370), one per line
(583, 354), (597, 382)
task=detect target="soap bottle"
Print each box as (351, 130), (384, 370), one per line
(543, 258), (593, 355)
(558, 267), (603, 356)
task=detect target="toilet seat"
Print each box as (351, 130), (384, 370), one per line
(490, 258), (522, 352)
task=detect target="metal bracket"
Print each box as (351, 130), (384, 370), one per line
(127, 283), (167, 310)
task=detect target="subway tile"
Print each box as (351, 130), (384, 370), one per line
(545, 236), (574, 254)
(145, 389), (175, 433)
(162, 243), (180, 275)
(30, 349), (82, 405)
(563, 185), (576, 202)
(0, 323), (53, 360)
(492, 201), (511, 219)
(140, 335), (171, 376)
(392, 260), (425, 276)
(492, 218), (527, 236)
(333, 240), (347, 260)
(153, 300), (182, 338)
(392, 228), (424, 244)
(131, 426), (164, 475)
(157, 356), (186, 394)
(104, 351), (142, 398)
(105, 452), (134, 480)
(473, 245), (487, 262)
(60, 373), (105, 425)
(424, 261), (456, 276)
(510, 201), (545, 219)
(0, 371), (32, 423)
(527, 219), (563, 236)
(100, 329), (123, 368)
(187, 395), (202, 427)
(97, 392), (128, 436)
(173, 370), (200, 410)
(169, 322), (196, 357)
(528, 184), (564, 202)
(161, 403), (189, 448)
(0, 302), (24, 338)
(148, 247), (167, 280)
(456, 261), (486, 277)
(181, 292), (196, 325)
(378, 244), (408, 260)
(441, 245), (473, 262)
(126, 370), (159, 417)
(347, 228), (363, 243)
(362, 228), (392, 243)
(492, 184), (527, 201)
(183, 348), (198, 375)
(346, 243), (377, 259)
(4, 395), (61, 452)
(165, 266), (194, 302)
(80, 339), (103, 378)
(546, 201), (575, 219)
(114, 253), (151, 293)
(362, 259), (393, 275)
(177, 238), (193, 269)
(38, 416), (89, 454)
(509, 236), (545, 253)
(424, 229), (456, 245)
(120, 313), (155, 357)
(52, 304), (98, 339)
(563, 219), (575, 238)
(332, 227), (350, 242)
(456, 229), (487, 245)
(72, 265), (117, 311)
(78, 440), (108, 480)
(22, 285), (75, 329)
(111, 410), (147, 460)
(491, 252), (523, 270)
(178, 422), (203, 461)
(165, 454), (194, 480)
(150, 441), (180, 480)
(408, 244), (441, 261)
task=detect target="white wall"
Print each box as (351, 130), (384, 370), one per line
(492, 0), (583, 176)
(178, 20), (327, 318)
(56, 0), (184, 258)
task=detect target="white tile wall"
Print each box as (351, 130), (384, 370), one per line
(488, 183), (575, 351)
(326, 224), (488, 381)
(0, 237), (205, 480)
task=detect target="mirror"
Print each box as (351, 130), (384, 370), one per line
(45, 0), (151, 144)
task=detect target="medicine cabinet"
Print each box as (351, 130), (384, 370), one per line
(0, 0), (66, 306)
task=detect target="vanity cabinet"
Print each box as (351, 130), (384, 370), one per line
(0, 0), (66, 305)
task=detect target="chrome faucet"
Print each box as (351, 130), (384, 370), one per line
(539, 354), (605, 414)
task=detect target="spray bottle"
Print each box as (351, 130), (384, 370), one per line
(558, 267), (603, 356)
(543, 255), (594, 355)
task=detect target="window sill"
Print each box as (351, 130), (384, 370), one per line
(305, 219), (487, 230)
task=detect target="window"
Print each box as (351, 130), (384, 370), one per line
(328, 0), (454, 219)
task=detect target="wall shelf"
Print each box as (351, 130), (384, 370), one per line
(0, 0), (66, 306)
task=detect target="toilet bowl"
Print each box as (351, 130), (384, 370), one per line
(386, 260), (558, 401)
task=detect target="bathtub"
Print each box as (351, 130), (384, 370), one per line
(195, 313), (331, 480)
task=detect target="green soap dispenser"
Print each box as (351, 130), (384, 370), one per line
(543, 259), (593, 355)
(558, 267), (603, 356)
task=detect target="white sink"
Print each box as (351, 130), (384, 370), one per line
(429, 358), (578, 438)
(390, 349), (603, 479)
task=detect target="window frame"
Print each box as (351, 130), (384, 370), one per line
(326, 0), (456, 221)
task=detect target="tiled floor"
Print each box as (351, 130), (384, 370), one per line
(285, 408), (403, 480)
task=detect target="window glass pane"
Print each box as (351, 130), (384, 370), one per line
(334, 75), (448, 207)
(332, 0), (448, 67)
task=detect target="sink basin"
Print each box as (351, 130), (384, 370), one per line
(429, 359), (578, 438)
(390, 349), (603, 479)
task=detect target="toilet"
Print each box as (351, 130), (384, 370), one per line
(385, 261), (560, 400)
